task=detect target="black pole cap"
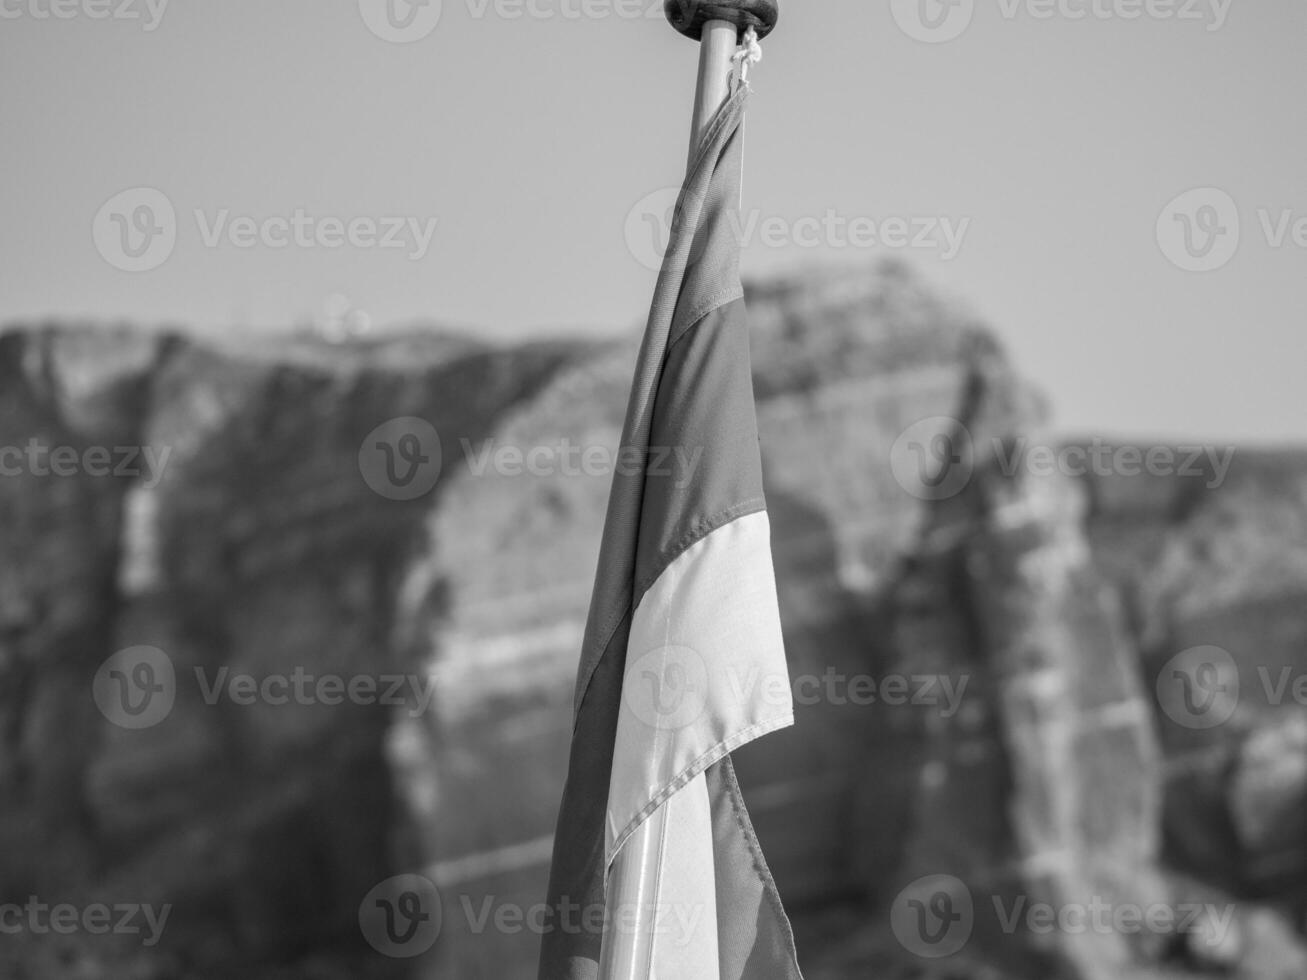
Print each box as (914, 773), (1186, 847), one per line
(664, 0), (778, 41)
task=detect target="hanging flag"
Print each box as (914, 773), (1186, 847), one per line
(538, 82), (803, 980)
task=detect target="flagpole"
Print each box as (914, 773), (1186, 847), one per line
(665, 1), (779, 163)
(687, 20), (737, 165)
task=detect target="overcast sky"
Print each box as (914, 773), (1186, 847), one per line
(2, 0), (1303, 442)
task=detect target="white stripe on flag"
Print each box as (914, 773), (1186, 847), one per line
(605, 510), (793, 865)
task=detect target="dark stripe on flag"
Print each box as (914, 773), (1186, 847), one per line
(707, 757), (803, 980)
(634, 295), (767, 603)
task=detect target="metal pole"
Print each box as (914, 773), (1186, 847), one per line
(687, 19), (739, 166)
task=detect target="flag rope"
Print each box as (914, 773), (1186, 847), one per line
(731, 25), (763, 88)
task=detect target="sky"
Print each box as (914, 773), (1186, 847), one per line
(1, 0), (1304, 442)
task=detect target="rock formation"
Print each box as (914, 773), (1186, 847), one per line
(0, 262), (1303, 979)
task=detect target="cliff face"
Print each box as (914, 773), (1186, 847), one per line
(0, 263), (1303, 980)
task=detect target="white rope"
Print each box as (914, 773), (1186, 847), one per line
(732, 25), (762, 88)
(730, 24), (762, 204)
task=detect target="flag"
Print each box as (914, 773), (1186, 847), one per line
(538, 82), (803, 980)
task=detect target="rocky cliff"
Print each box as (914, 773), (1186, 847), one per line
(0, 262), (1303, 979)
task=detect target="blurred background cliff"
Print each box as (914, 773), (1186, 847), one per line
(2, 261), (1306, 979)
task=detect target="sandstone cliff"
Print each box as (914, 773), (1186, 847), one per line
(0, 263), (1303, 979)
